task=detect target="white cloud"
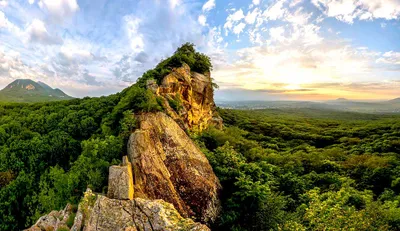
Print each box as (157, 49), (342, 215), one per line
(269, 26), (285, 42)
(38, 0), (79, 21)
(0, 0), (7, 8)
(213, 43), (379, 98)
(202, 0), (215, 12)
(290, 0), (303, 7)
(0, 11), (6, 28)
(245, 8), (260, 24)
(312, 0), (400, 23)
(381, 22), (387, 28)
(0, 11), (23, 36)
(29, 0), (35, 4)
(198, 14), (207, 26)
(263, 0), (287, 20)
(124, 16), (144, 53)
(377, 51), (400, 65)
(286, 7), (312, 25)
(113, 0), (205, 83)
(253, 0), (260, 5)
(233, 22), (246, 35)
(26, 19), (63, 45)
(169, 0), (180, 9)
(231, 9), (245, 21)
(224, 9), (245, 35)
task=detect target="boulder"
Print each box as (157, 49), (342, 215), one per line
(128, 112), (221, 224)
(107, 156), (134, 200)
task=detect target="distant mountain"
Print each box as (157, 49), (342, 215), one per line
(389, 97), (400, 103)
(0, 79), (73, 103)
(336, 98), (348, 101)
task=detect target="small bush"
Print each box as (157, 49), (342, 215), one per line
(56, 225), (70, 231)
(168, 95), (183, 112)
(66, 212), (76, 228)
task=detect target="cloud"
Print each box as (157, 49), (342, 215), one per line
(26, 19), (63, 45)
(233, 22), (246, 35)
(253, 0), (260, 6)
(0, 11), (22, 36)
(377, 51), (400, 65)
(38, 0), (79, 21)
(263, 0), (286, 20)
(245, 8), (260, 24)
(112, 0), (204, 82)
(29, 0), (35, 5)
(82, 70), (102, 86)
(124, 16), (144, 53)
(312, 0), (400, 23)
(0, 11), (6, 28)
(269, 26), (285, 42)
(198, 14), (207, 26)
(224, 9), (245, 35)
(0, 48), (45, 81)
(202, 0), (215, 12)
(212, 40), (383, 98)
(0, 0), (7, 8)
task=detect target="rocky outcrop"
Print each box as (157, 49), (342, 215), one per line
(25, 204), (75, 231)
(28, 188), (208, 231)
(147, 64), (222, 131)
(128, 112), (221, 224)
(107, 156), (134, 200)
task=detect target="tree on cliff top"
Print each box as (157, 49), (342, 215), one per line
(137, 43), (213, 87)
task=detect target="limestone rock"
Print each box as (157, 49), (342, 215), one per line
(108, 156), (134, 200)
(128, 112), (221, 224)
(152, 63), (222, 131)
(28, 188), (208, 231)
(25, 204), (75, 231)
(84, 195), (209, 231)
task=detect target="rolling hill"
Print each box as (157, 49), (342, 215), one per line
(0, 79), (73, 103)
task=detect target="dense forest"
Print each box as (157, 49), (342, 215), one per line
(0, 43), (211, 230)
(1, 43), (400, 230)
(196, 108), (400, 230)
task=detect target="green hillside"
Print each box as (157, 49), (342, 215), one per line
(0, 79), (73, 103)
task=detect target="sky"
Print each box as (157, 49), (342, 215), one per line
(0, 0), (400, 101)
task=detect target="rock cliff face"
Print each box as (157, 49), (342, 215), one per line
(147, 63), (222, 131)
(128, 112), (221, 224)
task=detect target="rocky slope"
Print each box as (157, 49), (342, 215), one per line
(26, 64), (222, 230)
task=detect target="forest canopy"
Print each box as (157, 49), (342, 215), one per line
(195, 108), (400, 230)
